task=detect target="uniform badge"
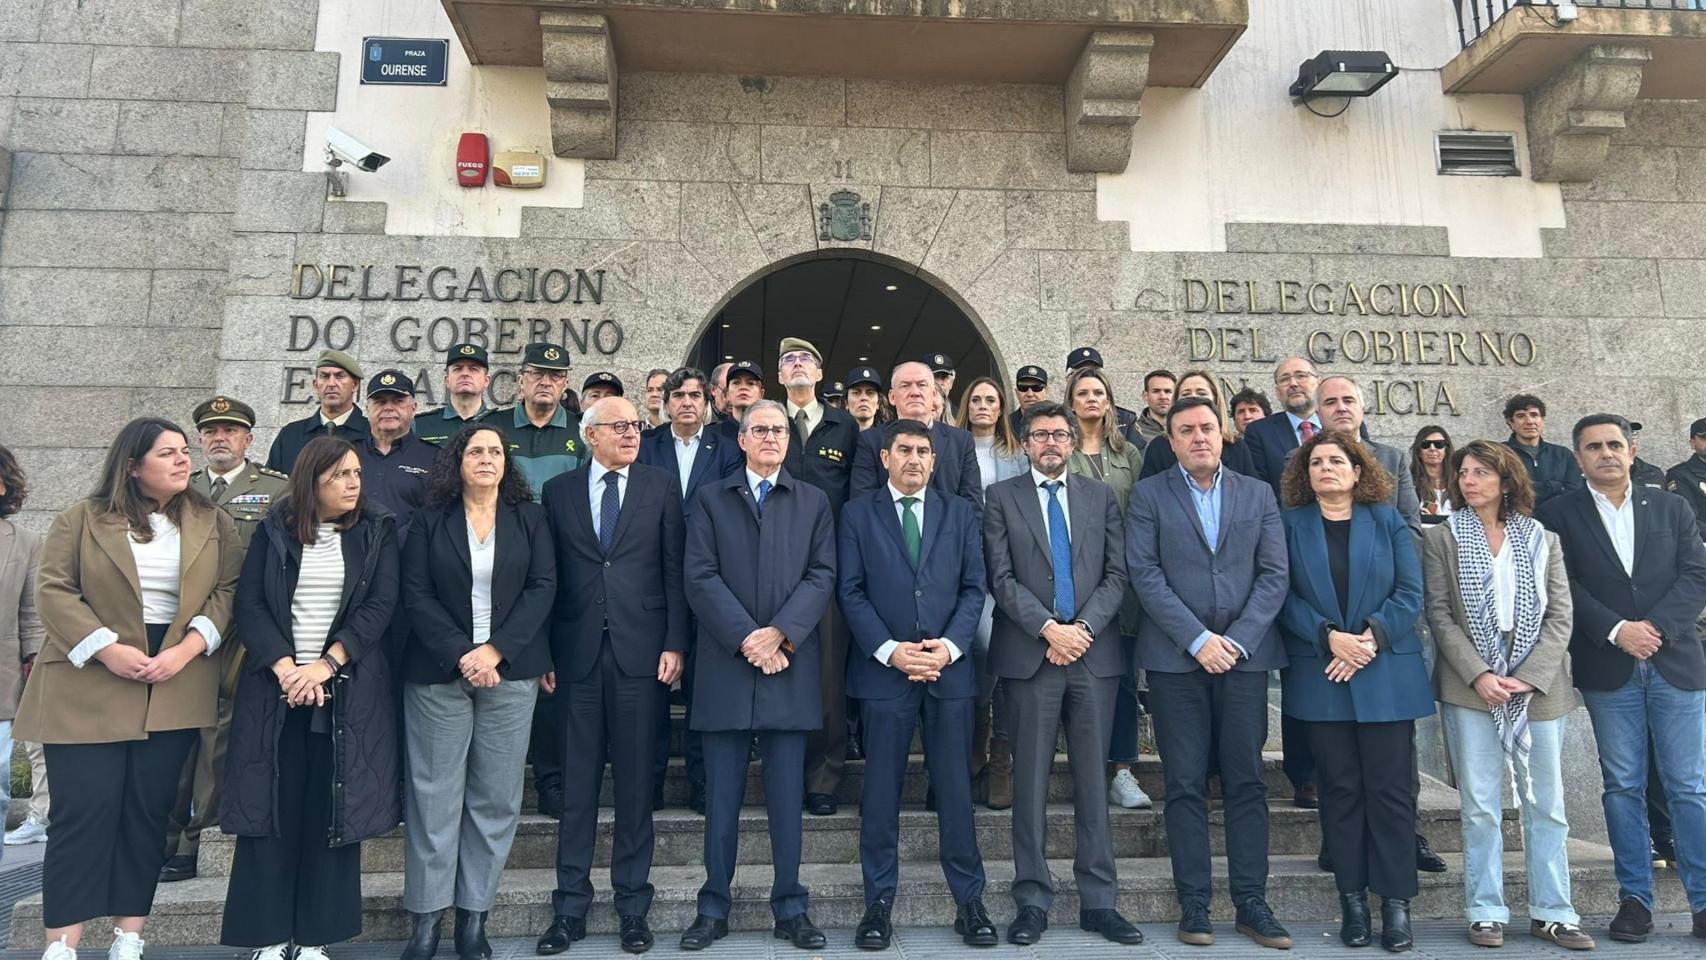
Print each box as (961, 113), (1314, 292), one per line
(544, 347), (562, 362)
(380, 373), (397, 385)
(230, 493), (271, 504)
(934, 355), (945, 365)
(460, 344), (476, 355)
(210, 397), (231, 413)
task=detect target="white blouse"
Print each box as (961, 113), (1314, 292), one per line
(68, 512), (223, 668)
(469, 519), (495, 645)
(290, 523), (345, 665)
(1490, 528), (1551, 634)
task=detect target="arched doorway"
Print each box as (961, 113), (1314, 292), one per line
(691, 253), (999, 401)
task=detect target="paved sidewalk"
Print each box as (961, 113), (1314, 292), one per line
(1, 918), (1701, 959)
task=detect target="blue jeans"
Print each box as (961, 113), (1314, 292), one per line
(1441, 704), (1576, 923)
(1580, 660), (1706, 912)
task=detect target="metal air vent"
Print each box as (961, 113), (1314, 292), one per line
(1435, 131), (1520, 176)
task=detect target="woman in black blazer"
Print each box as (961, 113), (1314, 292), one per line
(398, 425), (556, 960)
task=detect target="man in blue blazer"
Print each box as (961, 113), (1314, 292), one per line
(837, 420), (997, 950)
(537, 397), (689, 955)
(1536, 414), (1706, 944)
(851, 361), (982, 512)
(1127, 396), (1293, 950)
(680, 400), (837, 951)
(637, 366), (741, 813)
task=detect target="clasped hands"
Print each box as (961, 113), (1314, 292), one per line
(458, 644), (504, 688)
(1043, 620), (1093, 667)
(741, 626), (789, 675)
(94, 628), (204, 684)
(1614, 619), (1663, 660)
(1471, 670), (1536, 707)
(1324, 629), (1376, 683)
(272, 653), (337, 707)
(890, 639), (951, 682)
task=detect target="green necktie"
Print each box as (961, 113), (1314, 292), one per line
(900, 496), (921, 567)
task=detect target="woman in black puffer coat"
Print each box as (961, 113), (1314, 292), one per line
(219, 437), (401, 960)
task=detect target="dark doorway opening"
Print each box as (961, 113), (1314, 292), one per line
(693, 256), (996, 401)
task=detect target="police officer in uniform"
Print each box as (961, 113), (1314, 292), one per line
(1066, 347), (1142, 446)
(926, 354), (958, 421)
(265, 348), (369, 472)
(582, 371), (624, 406)
(1668, 417), (1706, 544)
(415, 342), (498, 446)
(823, 379), (846, 412)
(1008, 365), (1049, 437)
(844, 367), (887, 433)
(160, 396), (288, 883)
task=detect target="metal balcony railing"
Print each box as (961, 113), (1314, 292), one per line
(1456, 1), (1706, 48)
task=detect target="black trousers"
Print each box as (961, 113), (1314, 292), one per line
(554, 635), (663, 919)
(1148, 668), (1271, 909)
(529, 690), (562, 798)
(653, 630), (704, 791)
(221, 707), (362, 948)
(41, 727), (196, 928)
(1282, 711), (1316, 792)
(1310, 720), (1420, 899)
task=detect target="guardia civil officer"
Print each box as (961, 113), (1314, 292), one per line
(415, 343), (499, 446)
(160, 397), (288, 884)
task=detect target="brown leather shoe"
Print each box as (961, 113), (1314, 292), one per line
(986, 737), (1012, 810)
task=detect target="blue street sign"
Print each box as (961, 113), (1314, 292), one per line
(361, 37), (449, 86)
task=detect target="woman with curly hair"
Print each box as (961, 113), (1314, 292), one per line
(1277, 432), (1433, 952)
(396, 425), (557, 960)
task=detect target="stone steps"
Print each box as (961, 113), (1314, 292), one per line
(195, 778), (1511, 878)
(14, 841), (1685, 949)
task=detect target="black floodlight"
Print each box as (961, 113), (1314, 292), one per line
(1289, 50), (1397, 100)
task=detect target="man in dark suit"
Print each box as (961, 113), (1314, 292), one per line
(536, 397), (689, 955)
(837, 419), (997, 949)
(983, 401), (1142, 946)
(777, 337), (862, 816)
(679, 400), (837, 951)
(851, 361), (982, 511)
(265, 348), (370, 472)
(1535, 413), (1706, 944)
(637, 366), (741, 813)
(1127, 396), (1293, 950)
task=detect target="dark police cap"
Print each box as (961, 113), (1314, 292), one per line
(522, 342), (571, 370)
(446, 342), (489, 368)
(924, 353), (955, 373)
(1067, 346), (1103, 370)
(1693, 418), (1706, 438)
(727, 360), (764, 382)
(582, 371), (623, 394)
(192, 395), (256, 430)
(366, 369), (415, 398)
(845, 366), (881, 390)
(822, 380), (845, 399)
(1015, 364), (1048, 386)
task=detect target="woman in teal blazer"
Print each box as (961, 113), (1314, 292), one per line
(1278, 432), (1432, 953)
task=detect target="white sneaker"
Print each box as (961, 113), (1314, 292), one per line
(296, 946), (330, 960)
(248, 945), (290, 960)
(106, 929), (143, 960)
(41, 935), (75, 960)
(1108, 768), (1154, 809)
(6, 816), (48, 845)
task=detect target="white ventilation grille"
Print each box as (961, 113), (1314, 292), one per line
(1436, 131), (1520, 176)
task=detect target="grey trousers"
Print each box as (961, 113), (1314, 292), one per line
(1006, 659), (1119, 911)
(402, 677), (538, 913)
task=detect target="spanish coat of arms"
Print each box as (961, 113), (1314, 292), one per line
(818, 189), (872, 242)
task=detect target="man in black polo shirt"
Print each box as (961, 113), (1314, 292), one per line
(415, 342), (498, 445)
(355, 369), (436, 539)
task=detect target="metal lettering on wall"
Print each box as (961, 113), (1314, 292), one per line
(280, 263), (623, 403)
(1179, 278), (1537, 418)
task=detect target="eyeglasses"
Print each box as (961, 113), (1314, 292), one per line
(522, 368), (568, 382)
(1027, 429), (1073, 444)
(592, 420), (645, 435)
(779, 351), (818, 367)
(745, 425), (789, 439)
(1419, 439), (1448, 450)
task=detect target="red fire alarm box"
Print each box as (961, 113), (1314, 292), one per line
(456, 133), (489, 187)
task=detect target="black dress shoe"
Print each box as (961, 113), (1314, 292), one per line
(158, 854), (197, 883)
(805, 793), (837, 816)
(1177, 901), (1215, 945)
(1414, 833), (1447, 873)
(1608, 897), (1652, 943)
(955, 899), (999, 947)
(678, 914), (728, 951)
(689, 780), (707, 816)
(454, 908), (491, 960)
(537, 786), (565, 820)
(1380, 897), (1413, 952)
(1339, 893), (1371, 947)
(855, 901), (892, 950)
(401, 909), (443, 960)
(1007, 905), (1048, 945)
(534, 914), (586, 955)
(1080, 908), (1143, 944)
(1235, 897), (1294, 950)
(1293, 784), (1319, 809)
(618, 915), (653, 954)
(774, 914), (827, 950)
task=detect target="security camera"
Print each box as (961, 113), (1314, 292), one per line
(324, 128), (390, 173)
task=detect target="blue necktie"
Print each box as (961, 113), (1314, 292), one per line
(756, 477), (772, 518)
(1043, 481), (1076, 621)
(599, 472), (620, 553)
